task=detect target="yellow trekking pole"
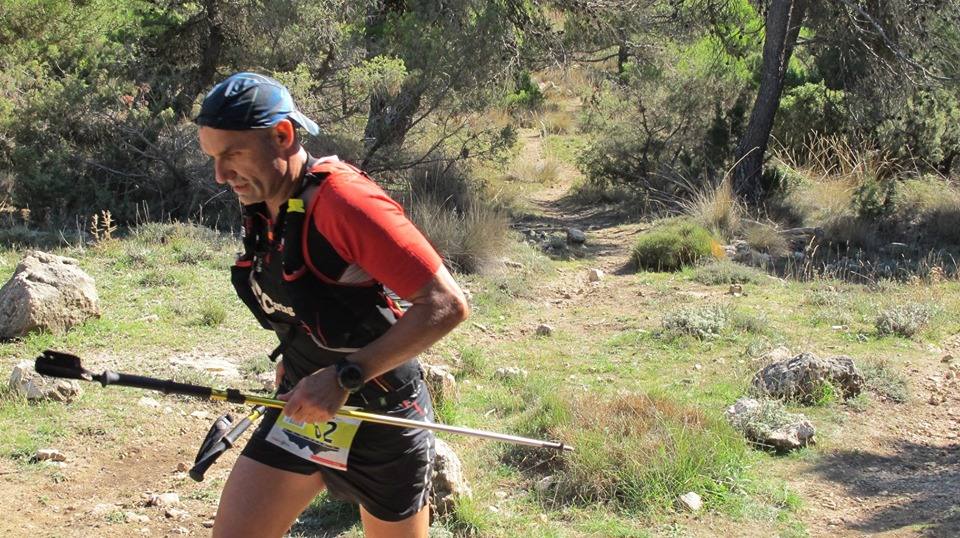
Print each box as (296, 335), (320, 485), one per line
(34, 350), (574, 452)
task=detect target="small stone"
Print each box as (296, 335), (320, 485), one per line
(694, 364), (703, 371)
(494, 367), (528, 380)
(90, 503), (117, 516)
(587, 269), (603, 282)
(946, 371), (955, 380)
(172, 526), (189, 535)
(678, 491), (703, 512)
(176, 462), (189, 473)
(495, 490), (508, 499)
(487, 505), (500, 514)
(202, 520), (215, 529)
(165, 508), (190, 521)
(124, 512), (150, 523)
(138, 397), (161, 408)
(929, 394), (942, 406)
(728, 284), (743, 297)
(503, 260), (523, 269)
(566, 228), (586, 245)
(256, 371), (276, 392)
(943, 355), (954, 364)
(535, 324), (554, 337)
(147, 492), (180, 508)
(189, 410), (210, 420)
(34, 448), (66, 462)
(535, 475), (555, 493)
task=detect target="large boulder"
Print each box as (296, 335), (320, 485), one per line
(725, 397), (815, 452)
(0, 251), (100, 338)
(751, 352), (864, 404)
(10, 360), (82, 402)
(431, 438), (471, 517)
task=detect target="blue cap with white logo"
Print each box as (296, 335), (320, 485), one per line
(194, 72), (319, 136)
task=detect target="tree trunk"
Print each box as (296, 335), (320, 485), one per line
(733, 0), (808, 203)
(361, 0), (422, 166)
(173, 0), (224, 118)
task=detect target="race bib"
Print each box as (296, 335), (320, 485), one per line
(265, 410), (361, 471)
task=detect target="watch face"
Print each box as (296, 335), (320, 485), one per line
(339, 362), (364, 392)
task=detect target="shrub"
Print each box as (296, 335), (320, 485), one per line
(681, 179), (742, 241)
(692, 261), (763, 285)
(400, 162), (511, 274)
(518, 391), (749, 512)
(875, 303), (934, 337)
(743, 222), (790, 257)
(662, 304), (728, 339)
(504, 157), (562, 184)
(727, 398), (807, 447)
(858, 357), (909, 403)
(632, 219), (721, 272)
(196, 301), (227, 327)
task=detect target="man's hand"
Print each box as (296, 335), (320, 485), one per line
(277, 366), (349, 424)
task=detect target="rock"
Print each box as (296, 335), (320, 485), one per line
(751, 352), (865, 403)
(0, 251), (100, 338)
(256, 371), (276, 392)
(168, 352), (240, 380)
(755, 346), (794, 366)
(535, 324), (554, 337)
(422, 362), (457, 406)
(494, 367), (528, 380)
(202, 520), (215, 529)
(943, 355), (954, 364)
(728, 284), (743, 297)
(34, 448), (67, 462)
(587, 269), (603, 282)
(165, 508), (190, 521)
(147, 492), (180, 508)
(431, 438), (472, 517)
(503, 259), (523, 269)
(678, 491), (703, 512)
(176, 462), (189, 473)
(725, 397), (815, 451)
(732, 241), (771, 267)
(566, 228), (586, 245)
(89, 503), (117, 516)
(127, 511), (151, 523)
(887, 242), (911, 255)
(172, 526), (190, 535)
(10, 360), (82, 402)
(138, 397), (161, 408)
(189, 410), (210, 420)
(535, 475), (555, 494)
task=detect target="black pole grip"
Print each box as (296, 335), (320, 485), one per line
(104, 371), (213, 399)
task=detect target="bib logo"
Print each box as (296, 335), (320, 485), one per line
(250, 275), (296, 318)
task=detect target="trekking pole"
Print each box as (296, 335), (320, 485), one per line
(35, 350), (573, 452)
(190, 405), (267, 482)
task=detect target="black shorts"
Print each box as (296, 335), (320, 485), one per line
(240, 380), (435, 522)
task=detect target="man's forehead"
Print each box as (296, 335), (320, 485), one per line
(198, 126), (261, 155)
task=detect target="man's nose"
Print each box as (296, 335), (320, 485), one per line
(214, 159), (235, 184)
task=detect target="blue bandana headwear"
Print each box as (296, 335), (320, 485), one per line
(194, 72), (319, 136)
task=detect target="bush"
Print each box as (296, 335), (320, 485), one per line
(743, 222), (790, 256)
(662, 304), (728, 339)
(875, 303), (934, 337)
(858, 357), (909, 403)
(692, 261), (764, 285)
(400, 162), (511, 274)
(681, 179), (741, 241)
(517, 391), (749, 512)
(632, 219), (722, 272)
(504, 157), (562, 184)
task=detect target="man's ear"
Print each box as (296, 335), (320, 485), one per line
(271, 119), (297, 152)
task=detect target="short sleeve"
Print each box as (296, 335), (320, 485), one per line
(311, 172), (443, 298)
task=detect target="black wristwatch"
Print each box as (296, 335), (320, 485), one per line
(335, 358), (365, 394)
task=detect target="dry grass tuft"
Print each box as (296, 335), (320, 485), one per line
(681, 179), (742, 242)
(742, 222), (790, 256)
(504, 157), (563, 184)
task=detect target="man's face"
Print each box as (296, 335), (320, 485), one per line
(198, 126), (287, 206)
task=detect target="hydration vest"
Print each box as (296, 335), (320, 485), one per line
(230, 157), (421, 399)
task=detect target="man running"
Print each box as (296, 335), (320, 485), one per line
(195, 72), (469, 537)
